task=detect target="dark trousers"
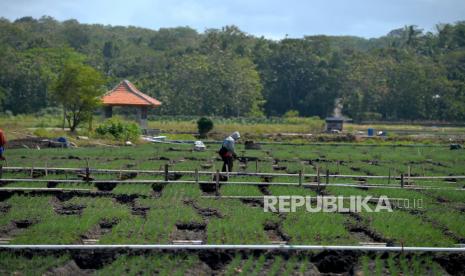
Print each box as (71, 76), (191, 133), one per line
(221, 155), (233, 173)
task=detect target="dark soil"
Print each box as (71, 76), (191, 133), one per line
(31, 170), (46, 178)
(99, 218), (119, 229)
(345, 213), (394, 246)
(258, 184), (271, 195)
(45, 260), (93, 276)
(6, 138), (48, 149)
(71, 251), (117, 270)
(56, 204), (86, 216)
(0, 191), (12, 202)
(0, 219), (37, 240)
(0, 203), (10, 214)
(14, 219), (36, 229)
(119, 172), (138, 180)
(313, 250), (359, 274)
(151, 183), (165, 197)
(56, 192), (74, 202)
(80, 218), (119, 244)
(240, 198), (263, 208)
(176, 222), (207, 231)
(199, 182), (220, 194)
(167, 172), (183, 181)
(131, 206), (150, 218)
(172, 222), (207, 242)
(198, 251), (232, 271)
(95, 182), (117, 192)
(263, 220), (290, 243)
(114, 194), (138, 205)
(261, 176), (273, 183)
(47, 181), (58, 188)
(434, 253), (465, 276)
(184, 199), (224, 219)
(272, 165), (287, 171)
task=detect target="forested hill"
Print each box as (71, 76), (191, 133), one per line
(1, 16), (465, 121)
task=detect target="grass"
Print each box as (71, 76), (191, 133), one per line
(97, 253), (201, 275)
(0, 252), (70, 275)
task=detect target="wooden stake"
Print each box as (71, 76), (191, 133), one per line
(317, 166), (321, 194)
(407, 166), (411, 185)
(299, 170), (302, 186)
(388, 168), (391, 185)
(401, 174), (404, 188)
(85, 158), (90, 182)
(215, 170), (220, 197)
(44, 161), (48, 177)
(0, 165), (2, 179)
(164, 164), (169, 182)
(30, 163), (34, 178)
(255, 160), (258, 173)
(195, 168), (199, 185)
(326, 170), (329, 185)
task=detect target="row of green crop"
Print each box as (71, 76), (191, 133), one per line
(0, 251), (447, 276)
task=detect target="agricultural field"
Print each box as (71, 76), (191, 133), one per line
(1, 141), (465, 275)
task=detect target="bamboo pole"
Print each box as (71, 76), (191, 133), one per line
(215, 170), (220, 197)
(85, 158), (90, 182)
(195, 168), (199, 185)
(164, 164), (169, 182)
(0, 178), (462, 191)
(317, 166), (321, 194)
(0, 244), (464, 252)
(3, 166), (465, 180)
(388, 168), (391, 185)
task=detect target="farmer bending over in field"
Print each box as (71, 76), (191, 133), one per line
(0, 129), (6, 161)
(219, 131), (240, 173)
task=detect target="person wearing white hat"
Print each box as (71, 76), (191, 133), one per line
(218, 131), (240, 173)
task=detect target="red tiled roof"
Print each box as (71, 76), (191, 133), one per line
(102, 80), (161, 107)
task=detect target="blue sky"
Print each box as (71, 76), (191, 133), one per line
(1, 0), (464, 39)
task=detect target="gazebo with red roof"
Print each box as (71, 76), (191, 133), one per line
(102, 80), (161, 129)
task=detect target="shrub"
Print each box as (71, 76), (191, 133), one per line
(197, 117), (214, 138)
(33, 128), (55, 138)
(283, 110), (299, 118)
(96, 118), (141, 142)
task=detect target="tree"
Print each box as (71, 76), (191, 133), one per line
(51, 62), (105, 132)
(197, 117), (214, 138)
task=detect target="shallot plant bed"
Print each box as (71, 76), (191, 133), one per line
(1, 141), (465, 274)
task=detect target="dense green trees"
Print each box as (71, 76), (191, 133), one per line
(0, 16), (464, 122)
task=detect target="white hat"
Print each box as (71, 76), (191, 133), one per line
(231, 131), (240, 140)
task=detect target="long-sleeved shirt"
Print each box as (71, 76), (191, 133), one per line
(222, 136), (236, 154)
(0, 129), (6, 146)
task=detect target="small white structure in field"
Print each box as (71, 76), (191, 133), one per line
(194, 141), (206, 151)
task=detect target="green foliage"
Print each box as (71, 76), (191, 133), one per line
(0, 17), (465, 122)
(283, 110), (299, 118)
(51, 61), (105, 131)
(197, 117), (214, 137)
(95, 118), (141, 142)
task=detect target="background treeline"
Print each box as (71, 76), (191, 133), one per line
(0, 16), (464, 121)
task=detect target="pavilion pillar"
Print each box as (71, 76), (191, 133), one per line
(104, 106), (113, 118)
(139, 106), (148, 129)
